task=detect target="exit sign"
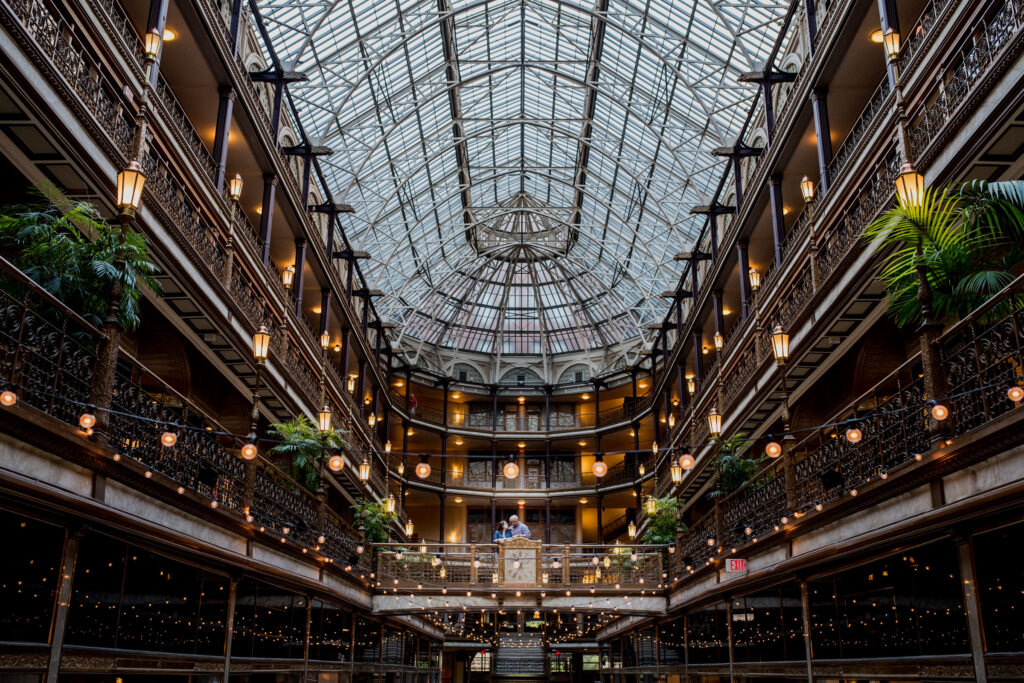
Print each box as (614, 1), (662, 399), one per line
(726, 558), (747, 572)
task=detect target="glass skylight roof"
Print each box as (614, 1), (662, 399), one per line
(255, 0), (788, 369)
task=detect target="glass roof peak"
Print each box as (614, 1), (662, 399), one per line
(254, 0), (790, 377)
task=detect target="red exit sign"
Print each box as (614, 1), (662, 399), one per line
(726, 558), (747, 572)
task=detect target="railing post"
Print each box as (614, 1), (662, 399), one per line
(470, 544), (478, 584)
(562, 544), (570, 584)
(916, 244), (950, 443)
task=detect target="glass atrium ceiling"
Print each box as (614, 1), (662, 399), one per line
(256, 0), (788, 369)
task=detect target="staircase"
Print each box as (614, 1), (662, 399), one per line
(494, 634), (545, 676)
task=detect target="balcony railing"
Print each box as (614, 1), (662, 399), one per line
(389, 450), (655, 492)
(0, 256), (371, 574)
(393, 392), (654, 432)
(375, 543), (664, 590)
(668, 274), (1024, 577)
(908, 0), (1024, 163)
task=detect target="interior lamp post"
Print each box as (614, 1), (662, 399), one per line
(116, 161), (147, 218)
(707, 407), (722, 438)
(242, 325), (270, 520)
(318, 405), (333, 433)
(800, 176), (815, 204)
(770, 325), (798, 508)
(882, 27), (926, 209)
(143, 30), (162, 80)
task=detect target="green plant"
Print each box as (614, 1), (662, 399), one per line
(267, 414), (350, 490)
(865, 180), (1024, 327)
(640, 496), (685, 545)
(351, 497), (397, 543)
(711, 433), (761, 497)
(0, 194), (160, 330)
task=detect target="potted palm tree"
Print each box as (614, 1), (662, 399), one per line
(0, 195), (160, 330)
(711, 433), (761, 497)
(865, 180), (1024, 327)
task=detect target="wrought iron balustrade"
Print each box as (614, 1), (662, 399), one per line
(0, 257), (102, 427)
(668, 275), (1024, 580)
(3, 0), (135, 155)
(375, 543), (663, 590)
(827, 75), (892, 185)
(895, 0), (956, 77)
(908, 0), (1024, 162)
(0, 257), (374, 575)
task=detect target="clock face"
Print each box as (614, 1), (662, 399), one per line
(504, 548), (537, 584)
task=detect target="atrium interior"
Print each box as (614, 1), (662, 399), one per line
(1, 0), (1024, 680)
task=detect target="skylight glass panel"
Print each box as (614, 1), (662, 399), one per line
(254, 0), (788, 371)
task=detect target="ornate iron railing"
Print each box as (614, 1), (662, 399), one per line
(3, 0), (134, 156)
(0, 257), (102, 427)
(908, 0), (1024, 162)
(375, 543), (663, 590)
(827, 75), (892, 185)
(668, 275), (1024, 579)
(0, 257), (371, 574)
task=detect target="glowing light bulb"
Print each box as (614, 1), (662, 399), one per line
(931, 403), (949, 420)
(160, 431), (178, 447)
(765, 441), (782, 458)
(241, 443), (258, 460)
(845, 427), (862, 443)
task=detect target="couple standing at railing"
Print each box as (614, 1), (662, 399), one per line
(492, 515), (531, 542)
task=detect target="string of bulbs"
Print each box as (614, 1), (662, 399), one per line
(4, 377), (1019, 474)
(3, 376), (1020, 599)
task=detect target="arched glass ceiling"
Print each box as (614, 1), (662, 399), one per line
(255, 0), (788, 371)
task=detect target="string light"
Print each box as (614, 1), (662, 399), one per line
(503, 455), (520, 479)
(415, 456), (432, 479)
(765, 441), (782, 458)
(1, 390), (17, 406)
(930, 402), (949, 420)
(160, 431), (177, 447)
(845, 427), (863, 443)
(328, 453), (345, 471)
(79, 413), (97, 430)
(241, 442), (258, 460)
(1008, 385), (1024, 402)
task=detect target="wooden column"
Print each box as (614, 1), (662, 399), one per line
(957, 537), (989, 683)
(292, 238), (307, 315)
